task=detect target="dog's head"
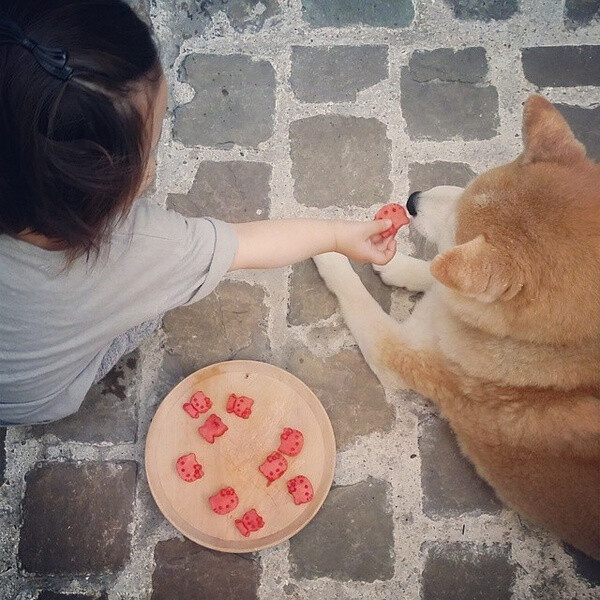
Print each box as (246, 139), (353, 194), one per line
(411, 95), (600, 345)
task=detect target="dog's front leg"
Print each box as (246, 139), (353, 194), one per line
(314, 252), (417, 389)
(314, 252), (457, 405)
(373, 252), (434, 291)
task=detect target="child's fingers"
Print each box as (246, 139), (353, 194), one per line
(372, 232), (395, 253)
(369, 219), (393, 238)
(371, 238), (396, 265)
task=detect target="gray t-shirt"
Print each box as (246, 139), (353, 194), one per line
(0, 201), (238, 425)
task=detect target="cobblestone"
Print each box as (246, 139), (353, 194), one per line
(564, 0), (600, 28)
(167, 0), (280, 38)
(401, 48), (499, 140)
(290, 115), (392, 208)
(167, 160), (272, 221)
(444, 0), (519, 21)
(151, 539), (261, 600)
(522, 45), (600, 87)
(421, 542), (515, 600)
(419, 416), (502, 517)
(291, 45), (388, 103)
(19, 461), (137, 575)
(174, 54), (276, 148)
(37, 593), (108, 600)
(289, 477), (394, 582)
(300, 0), (414, 28)
(0, 428), (5, 484)
(163, 279), (271, 375)
(556, 104), (600, 161)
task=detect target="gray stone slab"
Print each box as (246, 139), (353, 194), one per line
(0, 427), (5, 485)
(30, 352), (140, 444)
(174, 54), (276, 148)
(151, 538), (261, 600)
(289, 477), (394, 582)
(564, 0), (600, 29)
(288, 260), (339, 325)
(165, 0), (279, 38)
(167, 161), (272, 222)
(288, 259), (392, 325)
(408, 226), (439, 262)
(419, 416), (502, 517)
(37, 593), (108, 600)
(290, 115), (392, 208)
(284, 346), (394, 448)
(301, 0), (414, 27)
(162, 280), (270, 377)
(124, 0), (150, 23)
(19, 461), (137, 575)
(556, 103), (600, 162)
(444, 0), (518, 21)
(564, 544), (600, 587)
(401, 67), (499, 141)
(421, 542), (515, 600)
(522, 46), (600, 87)
(409, 48), (488, 83)
(291, 45), (388, 103)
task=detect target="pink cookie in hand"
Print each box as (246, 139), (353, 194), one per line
(374, 203), (410, 238)
(235, 509), (265, 537)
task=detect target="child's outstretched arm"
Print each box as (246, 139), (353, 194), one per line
(228, 219), (396, 271)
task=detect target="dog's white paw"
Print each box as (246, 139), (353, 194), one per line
(373, 253), (433, 292)
(313, 252), (358, 294)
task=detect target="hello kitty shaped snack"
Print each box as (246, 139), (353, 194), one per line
(278, 427), (304, 456)
(183, 391), (212, 418)
(373, 203), (410, 238)
(226, 393), (254, 419)
(235, 509), (265, 537)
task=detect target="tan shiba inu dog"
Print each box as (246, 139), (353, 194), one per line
(314, 95), (600, 560)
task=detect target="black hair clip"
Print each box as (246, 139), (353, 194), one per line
(0, 18), (74, 81)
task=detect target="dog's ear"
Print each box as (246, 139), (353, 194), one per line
(521, 95), (586, 165)
(430, 235), (522, 303)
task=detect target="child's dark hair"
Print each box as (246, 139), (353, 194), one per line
(0, 0), (161, 258)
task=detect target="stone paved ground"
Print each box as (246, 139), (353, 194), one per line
(1, 0), (600, 598)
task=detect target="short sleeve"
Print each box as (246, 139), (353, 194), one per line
(178, 216), (239, 306)
(110, 201), (239, 316)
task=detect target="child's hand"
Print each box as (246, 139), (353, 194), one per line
(333, 219), (397, 266)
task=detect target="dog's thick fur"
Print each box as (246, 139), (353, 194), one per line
(314, 95), (600, 560)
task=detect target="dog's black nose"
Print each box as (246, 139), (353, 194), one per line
(407, 191), (420, 216)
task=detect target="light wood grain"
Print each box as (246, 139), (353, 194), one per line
(145, 360), (336, 553)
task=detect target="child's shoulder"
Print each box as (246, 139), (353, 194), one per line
(114, 200), (196, 243)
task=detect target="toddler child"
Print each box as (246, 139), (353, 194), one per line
(0, 0), (396, 426)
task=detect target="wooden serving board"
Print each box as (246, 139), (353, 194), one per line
(145, 360), (336, 552)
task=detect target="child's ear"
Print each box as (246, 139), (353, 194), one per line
(520, 95), (586, 165)
(430, 235), (522, 303)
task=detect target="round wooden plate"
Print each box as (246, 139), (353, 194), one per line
(145, 360), (336, 553)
